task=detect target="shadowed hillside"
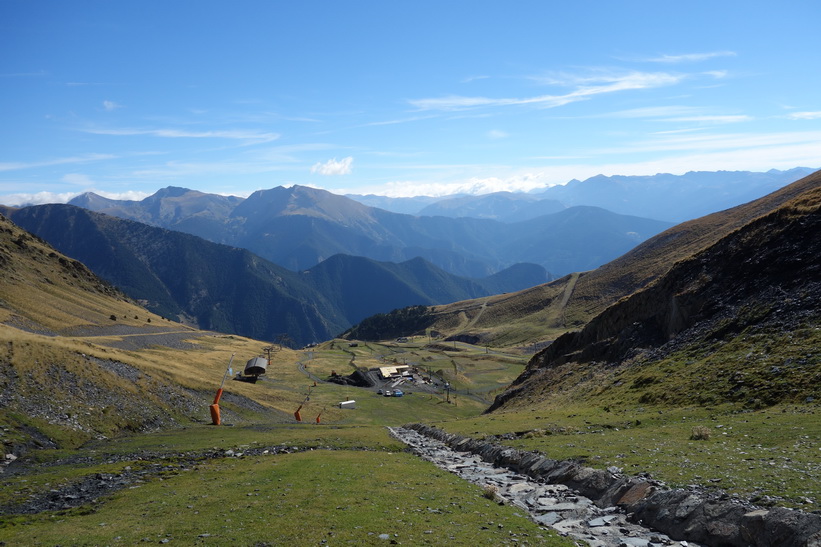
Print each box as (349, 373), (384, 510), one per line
(1, 205), (552, 347)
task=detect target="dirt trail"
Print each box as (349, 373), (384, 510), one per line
(463, 297), (490, 331)
(555, 272), (579, 327)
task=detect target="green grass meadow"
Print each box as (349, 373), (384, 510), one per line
(1, 424), (572, 546)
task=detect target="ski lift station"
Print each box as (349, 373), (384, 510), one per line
(244, 356), (268, 377)
(378, 365), (410, 379)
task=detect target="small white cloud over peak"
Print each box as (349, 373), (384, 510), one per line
(311, 156), (353, 176)
(93, 189), (151, 201)
(0, 191), (78, 206)
(102, 100), (121, 111)
(0, 187), (151, 207)
(788, 111), (821, 120)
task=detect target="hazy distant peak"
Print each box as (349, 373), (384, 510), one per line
(68, 191), (122, 211)
(151, 186), (193, 199)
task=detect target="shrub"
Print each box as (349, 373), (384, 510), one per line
(690, 425), (712, 441)
(482, 484), (499, 501)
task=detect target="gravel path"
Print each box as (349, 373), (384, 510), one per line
(64, 324), (212, 351)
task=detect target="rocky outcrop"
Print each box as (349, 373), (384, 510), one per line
(403, 424), (821, 547)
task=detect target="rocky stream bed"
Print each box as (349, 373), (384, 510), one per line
(390, 424), (821, 547)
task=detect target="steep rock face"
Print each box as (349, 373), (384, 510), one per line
(488, 183), (821, 411)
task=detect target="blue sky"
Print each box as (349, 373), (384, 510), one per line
(2, 1), (820, 205)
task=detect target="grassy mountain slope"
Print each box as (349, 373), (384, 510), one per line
(0, 213), (139, 334)
(2, 204), (346, 345)
(419, 169), (821, 348)
(0, 212), (575, 546)
(2, 205), (550, 346)
(0, 211), (217, 449)
(488, 176), (821, 412)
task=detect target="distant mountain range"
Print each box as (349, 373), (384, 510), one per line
(349, 168), (815, 222)
(66, 184), (672, 278)
(3, 168), (810, 348)
(2, 204), (550, 346)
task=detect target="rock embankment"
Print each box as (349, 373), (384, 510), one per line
(396, 424), (821, 547)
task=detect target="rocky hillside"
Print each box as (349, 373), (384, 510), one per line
(0, 213), (278, 456)
(488, 179), (821, 411)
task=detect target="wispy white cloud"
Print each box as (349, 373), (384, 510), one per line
(102, 100), (122, 111)
(93, 190), (151, 201)
(703, 70), (729, 79)
(659, 114), (752, 124)
(257, 143), (337, 163)
(640, 51), (736, 63)
(593, 130), (821, 161)
(61, 173), (95, 186)
(82, 127), (280, 144)
(0, 153), (116, 172)
(788, 111), (821, 120)
(364, 115), (438, 127)
(335, 130), (820, 197)
(311, 156), (353, 175)
(605, 106), (704, 119)
(0, 191), (84, 206)
(487, 129), (509, 139)
(409, 70), (684, 112)
(582, 105), (750, 124)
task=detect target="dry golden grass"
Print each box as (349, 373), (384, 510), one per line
(0, 214), (163, 333)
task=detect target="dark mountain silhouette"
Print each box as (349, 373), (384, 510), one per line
(68, 185), (671, 278)
(2, 204), (342, 345)
(344, 193), (446, 215)
(418, 192), (565, 222)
